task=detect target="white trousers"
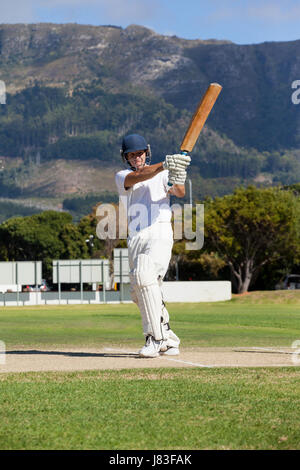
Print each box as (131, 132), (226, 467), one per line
(128, 222), (173, 338)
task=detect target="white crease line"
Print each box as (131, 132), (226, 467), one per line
(159, 357), (213, 368)
(104, 348), (213, 368)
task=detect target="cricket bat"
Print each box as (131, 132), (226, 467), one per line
(168, 82), (222, 185)
(181, 83), (222, 152)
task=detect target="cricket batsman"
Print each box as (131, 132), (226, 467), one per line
(115, 134), (190, 358)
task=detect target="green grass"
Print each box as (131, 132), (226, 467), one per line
(1, 291), (300, 450)
(0, 292), (300, 349)
(0, 368), (300, 450)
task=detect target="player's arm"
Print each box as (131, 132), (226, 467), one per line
(124, 154), (190, 196)
(124, 162), (164, 189)
(168, 184), (185, 198)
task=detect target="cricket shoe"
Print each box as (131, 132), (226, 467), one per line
(139, 335), (163, 358)
(159, 329), (180, 352)
(160, 347), (180, 356)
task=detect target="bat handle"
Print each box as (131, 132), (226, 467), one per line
(167, 150), (188, 186)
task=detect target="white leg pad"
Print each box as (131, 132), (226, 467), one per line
(130, 273), (151, 335)
(129, 273), (139, 305)
(132, 254), (167, 341)
(161, 302), (170, 325)
(159, 302), (180, 351)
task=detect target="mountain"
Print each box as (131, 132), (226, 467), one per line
(0, 23), (299, 217)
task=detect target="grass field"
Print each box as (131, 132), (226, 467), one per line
(1, 368), (300, 450)
(0, 291), (300, 450)
(1, 291), (300, 349)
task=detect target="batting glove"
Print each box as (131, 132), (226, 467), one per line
(168, 168), (187, 185)
(163, 154), (191, 171)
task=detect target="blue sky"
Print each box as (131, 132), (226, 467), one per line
(1, 0), (300, 45)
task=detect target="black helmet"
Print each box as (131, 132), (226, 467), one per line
(120, 134), (151, 170)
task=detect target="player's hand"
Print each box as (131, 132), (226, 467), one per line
(163, 154), (191, 171)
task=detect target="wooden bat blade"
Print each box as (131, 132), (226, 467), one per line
(180, 83), (222, 153)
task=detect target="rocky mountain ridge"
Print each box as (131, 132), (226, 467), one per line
(0, 23), (299, 214)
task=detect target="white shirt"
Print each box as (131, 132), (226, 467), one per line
(115, 168), (172, 236)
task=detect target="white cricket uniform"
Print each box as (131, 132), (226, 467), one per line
(115, 167), (176, 341)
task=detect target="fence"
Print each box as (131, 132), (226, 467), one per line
(0, 256), (131, 306)
(0, 253), (231, 307)
(0, 285), (132, 306)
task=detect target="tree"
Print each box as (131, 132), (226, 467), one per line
(59, 223), (89, 259)
(0, 211), (87, 282)
(204, 186), (300, 293)
(77, 211), (105, 257)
